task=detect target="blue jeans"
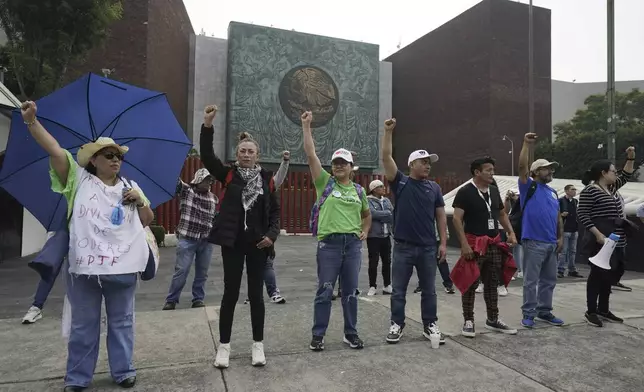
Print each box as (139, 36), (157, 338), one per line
(521, 239), (558, 318)
(513, 244), (523, 273)
(264, 255), (280, 296)
(312, 234), (362, 337)
(557, 232), (578, 273)
(165, 237), (214, 304)
(33, 256), (64, 309)
(64, 271), (137, 387)
(391, 241), (437, 327)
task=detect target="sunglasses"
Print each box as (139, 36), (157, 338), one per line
(100, 152), (124, 161)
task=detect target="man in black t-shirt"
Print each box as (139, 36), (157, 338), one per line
(557, 184), (582, 278)
(452, 157), (518, 338)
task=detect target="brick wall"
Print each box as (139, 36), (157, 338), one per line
(146, 0), (194, 130)
(385, 0), (551, 179)
(65, 0), (193, 131)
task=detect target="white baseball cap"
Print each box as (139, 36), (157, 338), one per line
(369, 179), (384, 192)
(530, 159), (559, 173)
(408, 150), (439, 166)
(331, 148), (353, 164)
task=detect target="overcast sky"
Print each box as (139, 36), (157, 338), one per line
(183, 0), (644, 83)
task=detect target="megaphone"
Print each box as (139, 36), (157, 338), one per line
(589, 233), (620, 270)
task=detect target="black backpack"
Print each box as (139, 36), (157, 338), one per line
(509, 181), (538, 244)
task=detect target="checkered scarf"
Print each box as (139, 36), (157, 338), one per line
(236, 165), (263, 230)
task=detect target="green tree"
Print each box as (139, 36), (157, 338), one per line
(0, 0), (122, 100)
(536, 88), (644, 180)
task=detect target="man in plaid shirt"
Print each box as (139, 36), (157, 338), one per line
(163, 168), (218, 310)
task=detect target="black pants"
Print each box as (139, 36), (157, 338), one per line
(366, 237), (392, 288)
(587, 247), (625, 314)
(219, 245), (267, 343)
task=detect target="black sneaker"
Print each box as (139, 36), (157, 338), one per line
(485, 319), (518, 334)
(568, 271), (584, 278)
(444, 286), (455, 294)
(386, 322), (404, 343)
(191, 300), (205, 308)
(343, 334), (364, 349)
(462, 320), (475, 338)
(423, 323), (446, 345)
(598, 311), (624, 323)
(557, 272), (564, 279)
(612, 283), (632, 292)
(244, 298), (249, 304)
(309, 335), (325, 351)
(584, 312), (603, 327)
(413, 286), (422, 294)
(162, 302), (176, 311)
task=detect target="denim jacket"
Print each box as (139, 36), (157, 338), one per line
(367, 196), (394, 238)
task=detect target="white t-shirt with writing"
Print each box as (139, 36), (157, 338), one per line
(68, 169), (149, 275)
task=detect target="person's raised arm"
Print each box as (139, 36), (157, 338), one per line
(381, 118), (398, 182)
(301, 111), (323, 181)
(273, 151), (290, 188)
(199, 105), (229, 183)
(518, 132), (537, 184)
(21, 101), (70, 185)
(613, 146), (636, 191)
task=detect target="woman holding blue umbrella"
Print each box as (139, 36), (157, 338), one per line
(20, 101), (154, 391)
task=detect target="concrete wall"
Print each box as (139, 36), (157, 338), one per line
(378, 62), (393, 173)
(551, 79), (644, 139)
(190, 36), (227, 158)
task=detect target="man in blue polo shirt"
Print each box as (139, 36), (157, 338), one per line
(381, 118), (448, 344)
(518, 132), (565, 328)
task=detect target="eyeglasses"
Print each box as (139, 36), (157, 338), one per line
(101, 152), (124, 161)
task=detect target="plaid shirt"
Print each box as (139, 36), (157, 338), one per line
(175, 180), (217, 241)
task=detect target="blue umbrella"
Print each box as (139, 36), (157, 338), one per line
(0, 73), (192, 231)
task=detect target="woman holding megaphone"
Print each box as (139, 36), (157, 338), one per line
(577, 147), (636, 327)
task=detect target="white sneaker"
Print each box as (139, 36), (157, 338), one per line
(382, 285), (393, 294)
(251, 342), (266, 367)
(498, 286), (508, 297)
(214, 343), (231, 369)
(517, 272), (523, 279)
(22, 306), (42, 324)
(475, 284), (483, 293)
(367, 287), (377, 296)
(270, 294), (286, 304)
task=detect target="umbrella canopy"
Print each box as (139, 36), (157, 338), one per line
(0, 73), (192, 231)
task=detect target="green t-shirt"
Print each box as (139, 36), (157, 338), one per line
(313, 170), (368, 240)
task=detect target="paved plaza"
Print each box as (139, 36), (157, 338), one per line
(1, 236), (643, 391)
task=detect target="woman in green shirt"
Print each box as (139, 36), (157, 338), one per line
(301, 111), (371, 352)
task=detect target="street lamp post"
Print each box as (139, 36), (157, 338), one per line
(607, 0), (616, 162)
(527, 0), (535, 166)
(503, 135), (515, 176)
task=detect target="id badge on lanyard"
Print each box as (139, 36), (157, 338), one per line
(477, 188), (495, 230)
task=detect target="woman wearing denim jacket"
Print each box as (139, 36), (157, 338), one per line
(366, 179), (394, 296)
(301, 111), (371, 352)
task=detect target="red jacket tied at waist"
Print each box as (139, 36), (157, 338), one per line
(450, 234), (517, 294)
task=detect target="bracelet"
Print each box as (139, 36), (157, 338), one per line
(626, 158), (635, 161)
(24, 118), (36, 126)
(136, 202), (145, 208)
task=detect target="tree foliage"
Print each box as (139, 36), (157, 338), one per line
(535, 88), (644, 180)
(0, 0), (122, 100)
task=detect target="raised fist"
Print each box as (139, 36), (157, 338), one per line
(21, 101), (37, 123)
(282, 151), (290, 161)
(301, 111), (312, 127)
(524, 133), (538, 143)
(626, 146), (636, 159)
(204, 105), (218, 126)
(384, 118), (396, 132)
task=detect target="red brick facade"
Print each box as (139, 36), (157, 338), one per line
(66, 0), (193, 130)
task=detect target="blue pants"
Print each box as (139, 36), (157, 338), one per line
(264, 255), (279, 297)
(557, 232), (578, 274)
(64, 271), (137, 388)
(521, 239), (558, 318)
(312, 234), (362, 337)
(391, 241), (437, 327)
(32, 256), (64, 309)
(165, 237), (214, 304)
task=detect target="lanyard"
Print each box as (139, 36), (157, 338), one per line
(476, 187), (492, 218)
